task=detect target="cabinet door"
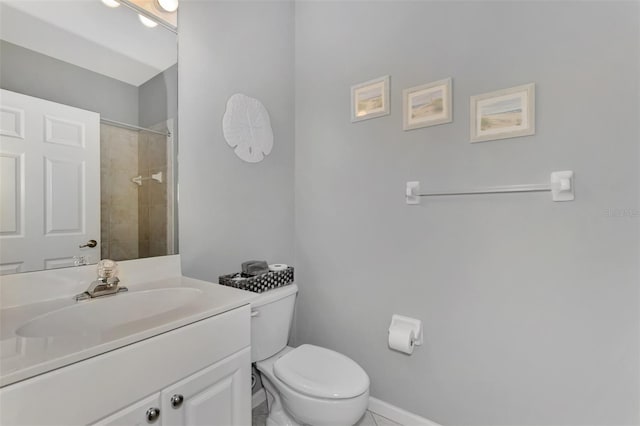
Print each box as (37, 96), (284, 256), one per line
(160, 347), (251, 426)
(91, 393), (162, 426)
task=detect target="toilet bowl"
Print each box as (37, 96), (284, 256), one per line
(256, 345), (370, 426)
(250, 284), (370, 426)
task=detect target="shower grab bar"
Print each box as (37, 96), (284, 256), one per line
(405, 171), (574, 204)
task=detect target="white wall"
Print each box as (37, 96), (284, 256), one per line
(139, 64), (178, 128)
(293, 1), (639, 425)
(0, 40), (139, 124)
(177, 0), (640, 424)
(178, 0), (295, 282)
(2, 41), (177, 128)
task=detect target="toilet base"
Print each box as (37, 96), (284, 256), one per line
(262, 375), (301, 426)
(256, 347), (369, 426)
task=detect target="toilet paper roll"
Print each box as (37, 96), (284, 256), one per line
(269, 264), (288, 272)
(388, 324), (415, 355)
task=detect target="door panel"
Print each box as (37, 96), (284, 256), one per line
(0, 89), (99, 273)
(0, 152), (23, 236)
(44, 115), (86, 147)
(0, 105), (25, 138)
(44, 157), (84, 234)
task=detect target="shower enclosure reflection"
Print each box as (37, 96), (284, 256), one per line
(100, 121), (176, 261)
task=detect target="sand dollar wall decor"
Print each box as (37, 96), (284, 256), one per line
(222, 93), (274, 163)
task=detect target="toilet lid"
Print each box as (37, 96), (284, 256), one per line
(273, 344), (369, 399)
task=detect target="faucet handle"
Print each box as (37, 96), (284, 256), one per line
(97, 259), (118, 279)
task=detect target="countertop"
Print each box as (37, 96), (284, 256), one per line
(0, 276), (258, 387)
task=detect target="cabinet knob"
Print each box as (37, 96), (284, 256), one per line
(171, 394), (184, 408)
(146, 407), (160, 423)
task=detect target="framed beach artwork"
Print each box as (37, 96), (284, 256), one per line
(351, 75), (390, 122)
(403, 78), (452, 130)
(470, 83), (535, 143)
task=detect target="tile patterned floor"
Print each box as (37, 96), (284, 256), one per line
(252, 401), (269, 426)
(252, 401), (402, 426)
(355, 410), (402, 426)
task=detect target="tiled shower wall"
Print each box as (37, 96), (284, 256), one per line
(138, 130), (168, 258)
(100, 124), (172, 261)
(100, 124), (139, 261)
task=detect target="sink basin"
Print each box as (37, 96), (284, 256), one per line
(16, 288), (203, 338)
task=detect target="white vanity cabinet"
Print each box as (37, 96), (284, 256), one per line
(94, 348), (250, 426)
(0, 304), (252, 426)
(94, 394), (163, 426)
(160, 348), (249, 425)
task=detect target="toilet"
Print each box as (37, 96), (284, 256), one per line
(251, 284), (370, 426)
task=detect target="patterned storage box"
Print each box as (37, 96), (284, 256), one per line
(218, 267), (294, 293)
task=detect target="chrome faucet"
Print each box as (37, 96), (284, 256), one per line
(75, 259), (128, 301)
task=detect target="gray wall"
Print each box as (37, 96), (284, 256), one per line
(293, 1), (639, 425)
(139, 64), (178, 128)
(178, 1), (295, 281)
(0, 40), (139, 124)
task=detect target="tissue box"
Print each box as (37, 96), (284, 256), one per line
(218, 266), (294, 293)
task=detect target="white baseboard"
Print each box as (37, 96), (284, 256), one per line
(252, 388), (266, 409)
(368, 397), (440, 426)
(252, 389), (438, 425)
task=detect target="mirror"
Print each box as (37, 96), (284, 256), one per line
(0, 0), (178, 274)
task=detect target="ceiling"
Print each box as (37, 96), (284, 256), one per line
(0, 0), (177, 87)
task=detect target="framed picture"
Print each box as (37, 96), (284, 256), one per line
(470, 83), (535, 143)
(402, 78), (452, 130)
(351, 75), (390, 122)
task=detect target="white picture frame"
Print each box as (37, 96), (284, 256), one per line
(351, 75), (390, 123)
(402, 78), (452, 131)
(470, 83), (535, 143)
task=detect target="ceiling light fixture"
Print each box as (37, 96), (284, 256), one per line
(101, 0), (120, 7)
(157, 0), (179, 13)
(138, 14), (158, 28)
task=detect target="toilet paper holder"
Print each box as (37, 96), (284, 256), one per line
(388, 314), (423, 347)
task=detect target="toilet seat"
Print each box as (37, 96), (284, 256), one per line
(273, 344), (369, 399)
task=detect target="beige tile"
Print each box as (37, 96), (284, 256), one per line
(253, 401), (268, 416)
(149, 168), (167, 206)
(100, 168), (110, 194)
(138, 239), (150, 258)
(100, 242), (109, 260)
(138, 175), (150, 205)
(100, 135), (110, 161)
(138, 205), (150, 240)
(146, 134), (167, 169)
(355, 411), (378, 426)
(109, 200), (137, 226)
(150, 239), (167, 257)
(100, 200), (110, 218)
(149, 205), (167, 234)
(138, 133), (149, 170)
(109, 240), (137, 262)
(110, 221), (138, 259)
(105, 129), (135, 159)
(371, 413), (402, 426)
(109, 148), (138, 174)
(252, 401), (268, 426)
(100, 224), (109, 242)
(110, 221), (138, 239)
(110, 168), (138, 193)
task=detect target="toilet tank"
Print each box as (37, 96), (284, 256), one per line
(250, 283), (298, 362)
